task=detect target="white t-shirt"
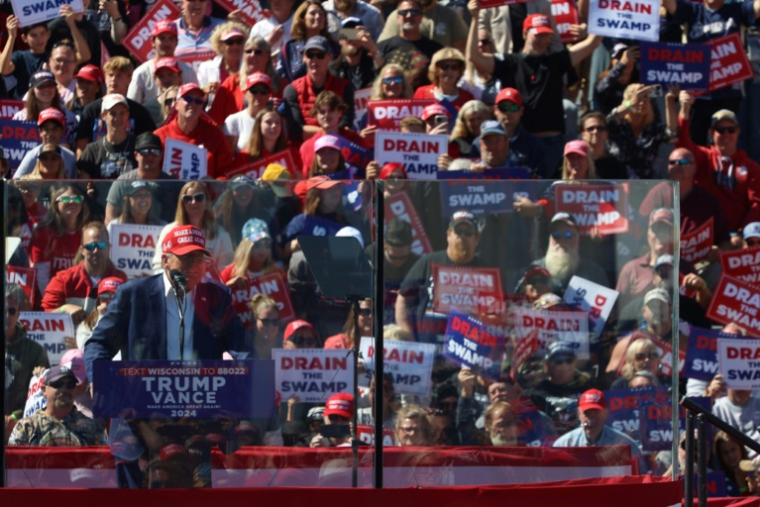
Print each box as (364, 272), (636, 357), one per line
(223, 110), (256, 152)
(248, 16), (293, 60)
(712, 395), (760, 457)
(127, 59), (199, 104)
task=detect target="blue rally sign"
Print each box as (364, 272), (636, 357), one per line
(640, 42), (711, 90)
(443, 309), (504, 378)
(683, 326), (740, 381)
(92, 360), (275, 418)
(438, 179), (535, 216)
(0, 119), (40, 170)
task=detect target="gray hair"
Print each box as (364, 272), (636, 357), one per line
(6, 283), (25, 304)
(629, 370), (660, 387)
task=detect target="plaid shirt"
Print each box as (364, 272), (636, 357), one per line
(9, 406), (105, 447)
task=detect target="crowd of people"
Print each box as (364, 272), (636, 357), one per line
(2, 0), (760, 494)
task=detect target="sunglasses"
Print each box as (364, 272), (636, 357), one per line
(253, 238), (272, 249)
(358, 308), (372, 317)
(223, 38), (245, 46)
(668, 158), (692, 166)
(6, 307), (18, 316)
(478, 38), (492, 45)
(635, 352), (659, 361)
(48, 380), (77, 389)
(245, 48), (265, 55)
(551, 230), (575, 240)
(584, 125), (607, 133)
(182, 193), (206, 204)
(305, 51), (327, 60)
(291, 336), (316, 346)
(138, 148), (162, 157)
(250, 87), (271, 95)
(714, 126), (738, 134)
(83, 241), (109, 252)
(257, 317), (281, 326)
(438, 63), (461, 71)
(454, 227), (475, 237)
(382, 76), (404, 85)
(497, 102), (520, 113)
(182, 96), (204, 105)
(551, 356), (574, 365)
(398, 8), (421, 16)
(164, 97), (175, 107)
(57, 195), (83, 204)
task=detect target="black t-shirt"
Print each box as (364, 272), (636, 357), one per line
(46, 18), (101, 67)
(595, 155), (628, 180)
(377, 35), (444, 64)
(77, 97), (157, 143)
(77, 136), (137, 179)
(493, 49), (575, 134)
(10, 50), (47, 100)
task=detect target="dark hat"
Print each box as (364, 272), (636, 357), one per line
(44, 364), (78, 384)
(449, 210), (477, 229)
(135, 132), (163, 151)
(385, 218), (413, 247)
(550, 212), (578, 229)
(304, 36), (331, 53)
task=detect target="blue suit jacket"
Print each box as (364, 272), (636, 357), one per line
(84, 274), (248, 381)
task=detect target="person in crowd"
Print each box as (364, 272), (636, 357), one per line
(66, 65), (104, 121)
(108, 181), (166, 230)
(283, 319), (320, 349)
(593, 44), (639, 116)
(369, 63), (413, 101)
(77, 94), (137, 179)
(450, 100), (490, 158)
(127, 20), (198, 105)
(476, 0), (562, 56)
(13, 182), (48, 256)
(324, 297), (373, 348)
(152, 181), (234, 272)
(173, 0), (226, 57)
(447, 119), (508, 172)
(606, 83), (671, 180)
(307, 135), (358, 178)
(20, 144), (67, 181)
(8, 365), (104, 446)
(331, 18), (380, 91)
(75, 276), (123, 350)
(232, 105), (297, 171)
(249, 0), (297, 61)
(220, 218), (283, 292)
(382, 218), (419, 322)
(413, 48), (474, 110)
(310, 393), (354, 447)
(280, 0), (339, 83)
(482, 401), (519, 446)
(0, 18), (50, 100)
(421, 104), (457, 158)
(395, 404), (433, 446)
(553, 389), (645, 468)
(608, 338), (661, 390)
(30, 184), (90, 292)
(713, 389), (760, 458)
(76, 57), (156, 156)
(154, 83), (234, 179)
(84, 225), (248, 380)
(380, 0), (468, 51)
(157, 85), (180, 125)
(215, 176), (279, 249)
(325, 0), (385, 41)
(244, 294), (283, 359)
(459, 29), (499, 105)
(46, 6), (96, 66)
(209, 37), (284, 126)
(4, 283), (50, 437)
(197, 23), (248, 100)
(466, 5), (601, 178)
(57, 348), (92, 418)
(41, 221), (127, 325)
(80, 0), (131, 59)
(12, 71), (78, 148)
(357, 374), (398, 428)
(283, 36), (355, 142)
(578, 111), (627, 180)
(261, 164), (301, 228)
(513, 265), (553, 304)
(674, 95), (760, 233)
(47, 39), (83, 104)
(714, 431), (760, 496)
(223, 73), (273, 154)
(141, 57), (184, 126)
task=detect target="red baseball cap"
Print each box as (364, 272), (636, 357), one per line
(579, 389), (607, 411)
(74, 64), (104, 85)
(178, 82), (205, 99)
(379, 162), (407, 180)
(152, 20), (178, 38)
(564, 140), (589, 158)
(306, 175), (344, 191)
(155, 57), (180, 74)
(245, 72), (272, 91)
(161, 225), (210, 257)
(284, 319), (316, 342)
(160, 443), (188, 461)
(421, 103), (450, 121)
(495, 87), (523, 107)
(97, 277), (124, 296)
(37, 107), (65, 128)
(324, 393), (354, 419)
(523, 14), (554, 35)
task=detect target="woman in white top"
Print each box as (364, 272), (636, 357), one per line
(152, 181), (234, 272)
(197, 22), (249, 108)
(223, 72), (272, 154)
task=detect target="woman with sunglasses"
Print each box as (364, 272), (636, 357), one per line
(215, 178), (280, 249)
(609, 337), (664, 389)
(13, 71), (78, 147)
(413, 48), (474, 111)
(198, 23), (249, 105)
(324, 298), (373, 349)
(22, 144), (67, 180)
(450, 100), (491, 158)
(578, 111), (627, 180)
(243, 294), (283, 359)
(209, 36), (284, 125)
(279, 0), (338, 83)
(224, 72), (274, 155)
(158, 85), (179, 123)
(151, 181), (234, 272)
(369, 64), (413, 101)
(283, 319), (319, 349)
(75, 276), (123, 350)
(30, 184), (90, 291)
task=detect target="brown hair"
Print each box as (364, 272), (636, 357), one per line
(290, 0), (331, 41)
(44, 184), (90, 235)
(310, 91), (347, 117)
(174, 181), (218, 240)
(245, 105), (288, 160)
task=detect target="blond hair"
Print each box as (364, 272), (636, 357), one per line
(427, 48), (465, 86)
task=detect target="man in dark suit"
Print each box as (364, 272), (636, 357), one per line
(84, 224), (248, 382)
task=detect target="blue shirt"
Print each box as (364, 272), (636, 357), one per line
(553, 424), (648, 473)
(174, 16), (226, 58)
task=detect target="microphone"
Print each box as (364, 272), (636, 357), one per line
(170, 269), (187, 294)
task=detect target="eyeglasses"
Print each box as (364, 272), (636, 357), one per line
(223, 38), (245, 46)
(253, 238), (272, 249)
(137, 148), (162, 157)
(182, 193), (206, 204)
(668, 158), (692, 166)
(257, 317), (281, 326)
(584, 125), (607, 133)
(56, 195), (83, 204)
(478, 39), (492, 45)
(305, 51), (327, 60)
(245, 49), (264, 55)
(497, 102), (520, 113)
(182, 96), (204, 105)
(635, 352), (659, 361)
(454, 227), (475, 238)
(83, 241), (109, 252)
(48, 380), (77, 390)
(290, 336), (316, 346)
(250, 87), (271, 95)
(551, 230), (575, 240)
(358, 308), (372, 317)
(437, 63), (461, 72)
(164, 97), (175, 107)
(382, 76), (404, 85)
(398, 8), (421, 16)
(6, 307), (17, 316)
(551, 356), (574, 365)
(714, 126), (738, 134)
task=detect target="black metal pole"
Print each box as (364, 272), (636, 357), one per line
(352, 298), (360, 489)
(1, 179), (6, 487)
(697, 414), (707, 507)
(684, 412), (694, 507)
(373, 187), (384, 489)
(682, 396), (760, 454)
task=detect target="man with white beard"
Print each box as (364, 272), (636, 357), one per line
(524, 212), (609, 294)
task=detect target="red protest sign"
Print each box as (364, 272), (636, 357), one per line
(228, 149), (298, 179)
(357, 425), (397, 446)
(122, 0), (181, 63)
(719, 245), (760, 285)
(707, 33), (753, 93)
(214, 0), (270, 27)
(554, 183), (629, 236)
(367, 99), (436, 131)
(384, 191), (433, 256)
(551, 0), (580, 43)
(230, 272), (295, 328)
(431, 264), (504, 315)
(0, 99), (24, 119)
(6, 265), (37, 307)
(707, 274), (760, 335)
(680, 218), (713, 264)
(511, 328), (539, 378)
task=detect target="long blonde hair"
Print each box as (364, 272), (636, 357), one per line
(621, 338), (659, 380)
(175, 181), (218, 240)
(209, 21), (249, 54)
(427, 47), (465, 86)
(370, 64), (412, 100)
(450, 100), (489, 141)
(230, 237), (275, 278)
(241, 37), (283, 95)
(622, 83), (655, 128)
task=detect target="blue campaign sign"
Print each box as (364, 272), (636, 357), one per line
(335, 135), (372, 170)
(640, 42), (711, 90)
(639, 391), (710, 451)
(443, 309), (503, 378)
(302, 215), (344, 237)
(0, 119), (40, 170)
(684, 326), (739, 381)
(439, 179), (536, 216)
(342, 181), (363, 211)
(517, 408), (549, 446)
(604, 387), (661, 444)
(92, 360), (276, 419)
(697, 472), (727, 498)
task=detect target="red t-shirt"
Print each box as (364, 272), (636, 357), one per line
(208, 74), (244, 126)
(155, 119), (234, 179)
(30, 226), (82, 278)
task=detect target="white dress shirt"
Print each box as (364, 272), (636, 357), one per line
(162, 270), (196, 360)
